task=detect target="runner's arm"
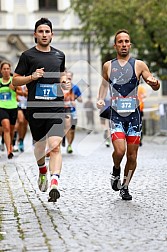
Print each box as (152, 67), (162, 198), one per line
(139, 61), (160, 91)
(12, 73), (33, 86)
(12, 68), (45, 86)
(97, 61), (110, 108)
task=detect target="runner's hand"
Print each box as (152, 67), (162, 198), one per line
(31, 68), (44, 80)
(96, 99), (105, 109)
(146, 76), (159, 90)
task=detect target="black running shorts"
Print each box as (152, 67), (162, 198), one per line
(27, 107), (65, 142)
(0, 108), (18, 125)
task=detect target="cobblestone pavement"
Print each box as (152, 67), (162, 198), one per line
(0, 131), (167, 252)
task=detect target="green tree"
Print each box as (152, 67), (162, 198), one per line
(71, 0), (167, 77)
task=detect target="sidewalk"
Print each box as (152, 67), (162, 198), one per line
(0, 131), (167, 252)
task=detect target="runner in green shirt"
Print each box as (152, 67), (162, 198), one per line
(0, 61), (18, 159)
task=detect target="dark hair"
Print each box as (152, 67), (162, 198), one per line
(34, 17), (52, 43)
(0, 60), (11, 70)
(114, 29), (130, 44)
(34, 17), (52, 32)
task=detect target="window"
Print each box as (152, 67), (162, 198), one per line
(17, 14), (26, 26)
(39, 0), (58, 10)
(15, 0), (25, 4)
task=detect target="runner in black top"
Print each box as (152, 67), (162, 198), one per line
(109, 57), (141, 144)
(97, 29), (160, 200)
(12, 17), (71, 202)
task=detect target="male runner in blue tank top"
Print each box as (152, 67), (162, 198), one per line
(97, 29), (160, 200)
(12, 18), (71, 202)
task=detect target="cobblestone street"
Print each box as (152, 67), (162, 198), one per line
(0, 131), (167, 252)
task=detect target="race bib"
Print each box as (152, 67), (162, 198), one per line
(35, 83), (57, 100)
(0, 92), (11, 101)
(117, 98), (136, 113)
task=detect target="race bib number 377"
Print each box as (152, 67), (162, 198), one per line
(35, 83), (57, 100)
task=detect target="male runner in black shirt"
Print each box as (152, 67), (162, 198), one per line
(13, 17), (71, 202)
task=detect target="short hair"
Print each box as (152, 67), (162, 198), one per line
(34, 17), (52, 43)
(34, 17), (52, 32)
(114, 29), (130, 44)
(0, 60), (11, 70)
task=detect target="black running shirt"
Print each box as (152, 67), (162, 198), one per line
(14, 46), (65, 102)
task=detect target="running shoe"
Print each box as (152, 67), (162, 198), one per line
(8, 152), (14, 159)
(38, 172), (48, 192)
(67, 144), (73, 154)
(13, 145), (19, 152)
(120, 185), (132, 200)
(48, 178), (60, 202)
(18, 140), (24, 152)
(105, 138), (110, 147)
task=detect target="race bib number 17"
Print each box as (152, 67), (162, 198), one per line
(35, 83), (57, 100)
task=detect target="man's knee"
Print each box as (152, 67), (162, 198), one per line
(50, 145), (61, 153)
(127, 153), (137, 163)
(113, 149), (125, 160)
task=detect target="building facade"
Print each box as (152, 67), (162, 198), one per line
(0, 0), (102, 130)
